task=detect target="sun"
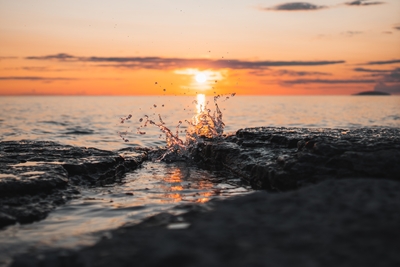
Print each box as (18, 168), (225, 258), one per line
(195, 73), (207, 83)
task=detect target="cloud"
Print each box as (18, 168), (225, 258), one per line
(26, 53), (345, 70)
(364, 59), (400, 65)
(0, 76), (76, 81)
(344, 0), (385, 6)
(353, 67), (400, 83)
(259, 2), (327, 11)
(0, 56), (17, 61)
(394, 25), (400, 31)
(26, 53), (76, 61)
(384, 68), (400, 82)
(284, 68), (400, 86)
(342, 31), (363, 37)
(353, 67), (392, 73)
(249, 69), (330, 77)
(283, 79), (376, 84)
(374, 82), (400, 94)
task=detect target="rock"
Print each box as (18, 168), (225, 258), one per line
(0, 212), (16, 229)
(10, 178), (400, 267)
(0, 141), (145, 228)
(193, 127), (400, 191)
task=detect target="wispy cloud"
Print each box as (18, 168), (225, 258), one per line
(283, 79), (377, 84)
(353, 67), (391, 73)
(0, 76), (76, 81)
(249, 69), (330, 77)
(384, 68), (400, 82)
(26, 53), (76, 62)
(374, 82), (400, 94)
(259, 2), (327, 11)
(26, 53), (345, 70)
(344, 0), (385, 6)
(341, 31), (363, 37)
(364, 59), (400, 65)
(354, 67), (400, 82)
(0, 56), (18, 61)
(394, 24), (400, 31)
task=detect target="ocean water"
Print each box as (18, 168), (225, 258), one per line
(0, 95), (399, 266)
(0, 95), (399, 150)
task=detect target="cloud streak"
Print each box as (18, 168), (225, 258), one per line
(344, 0), (385, 6)
(353, 67), (391, 73)
(249, 69), (330, 77)
(283, 79), (377, 84)
(259, 2), (327, 11)
(26, 53), (345, 70)
(364, 59), (400, 65)
(0, 76), (76, 81)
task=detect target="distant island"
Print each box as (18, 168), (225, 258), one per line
(353, 91), (391, 96)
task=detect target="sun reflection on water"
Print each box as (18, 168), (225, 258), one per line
(196, 93), (206, 114)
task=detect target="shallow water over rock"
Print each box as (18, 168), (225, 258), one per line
(0, 159), (250, 267)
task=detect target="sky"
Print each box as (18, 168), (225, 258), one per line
(0, 0), (399, 95)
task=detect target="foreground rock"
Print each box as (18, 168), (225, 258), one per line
(193, 127), (400, 190)
(3, 127), (400, 267)
(0, 141), (145, 228)
(11, 178), (400, 267)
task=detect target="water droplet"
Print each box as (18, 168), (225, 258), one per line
(153, 104), (157, 108)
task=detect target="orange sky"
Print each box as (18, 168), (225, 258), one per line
(1, 0), (399, 95)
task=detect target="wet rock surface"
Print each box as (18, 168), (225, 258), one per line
(2, 127), (400, 267)
(0, 141), (145, 228)
(11, 178), (400, 267)
(193, 127), (400, 190)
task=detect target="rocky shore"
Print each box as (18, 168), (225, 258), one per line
(0, 141), (145, 228)
(1, 127), (400, 267)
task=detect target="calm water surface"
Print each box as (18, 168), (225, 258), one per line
(0, 95), (399, 150)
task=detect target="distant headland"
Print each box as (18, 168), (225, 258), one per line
(353, 91), (391, 96)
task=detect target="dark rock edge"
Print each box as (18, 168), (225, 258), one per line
(0, 140), (146, 229)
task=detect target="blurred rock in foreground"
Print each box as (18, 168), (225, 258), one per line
(11, 178), (400, 267)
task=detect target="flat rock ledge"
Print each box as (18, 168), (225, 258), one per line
(192, 127), (400, 191)
(0, 141), (145, 228)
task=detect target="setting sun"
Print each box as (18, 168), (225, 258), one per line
(195, 73), (207, 84)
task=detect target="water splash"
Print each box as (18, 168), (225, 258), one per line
(124, 93), (235, 160)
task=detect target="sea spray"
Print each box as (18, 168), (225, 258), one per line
(121, 93), (235, 160)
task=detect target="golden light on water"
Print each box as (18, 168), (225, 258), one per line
(196, 93), (206, 114)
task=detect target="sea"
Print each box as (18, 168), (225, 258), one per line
(1, 95), (399, 150)
(0, 95), (399, 266)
